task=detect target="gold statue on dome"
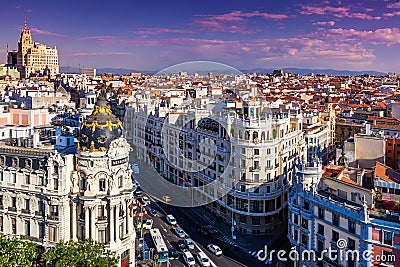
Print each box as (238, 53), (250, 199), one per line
(76, 142), (81, 150)
(89, 141), (95, 152)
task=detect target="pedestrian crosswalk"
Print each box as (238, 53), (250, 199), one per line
(246, 250), (274, 265)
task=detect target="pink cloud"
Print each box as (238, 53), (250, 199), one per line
(30, 27), (65, 37)
(300, 5), (380, 20)
(74, 52), (135, 56)
(384, 11), (400, 17)
(324, 28), (400, 46)
(313, 21), (336, 26)
(80, 35), (160, 47)
(193, 10), (289, 33)
(135, 28), (192, 35)
(387, 2), (400, 8)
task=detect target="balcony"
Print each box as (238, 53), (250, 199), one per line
(97, 216), (107, 222)
(48, 214), (59, 221)
(21, 208), (30, 214)
(35, 211), (44, 216)
(8, 207), (17, 212)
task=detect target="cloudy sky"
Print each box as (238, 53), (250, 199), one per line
(1, 0), (400, 72)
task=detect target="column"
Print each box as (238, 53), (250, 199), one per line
(85, 207), (90, 239)
(109, 205), (114, 243)
(91, 207), (96, 240)
(116, 204), (120, 242)
(72, 202), (77, 241)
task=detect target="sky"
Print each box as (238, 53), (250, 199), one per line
(1, 0), (400, 73)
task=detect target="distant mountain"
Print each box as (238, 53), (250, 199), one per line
(61, 66), (387, 76)
(60, 66), (155, 75)
(240, 67), (387, 76)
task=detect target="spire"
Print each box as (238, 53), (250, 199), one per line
(24, 17), (28, 29)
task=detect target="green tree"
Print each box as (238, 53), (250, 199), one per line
(0, 234), (37, 267)
(41, 239), (119, 267)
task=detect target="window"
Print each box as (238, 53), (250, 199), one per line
(303, 201), (310, 210)
(98, 229), (105, 243)
(294, 214), (298, 225)
(12, 173), (16, 183)
(301, 218), (308, 229)
(99, 179), (106, 191)
(253, 173), (259, 182)
(0, 216), (2, 231)
(0, 171), (2, 181)
(11, 197), (16, 208)
(49, 205), (59, 220)
(54, 178), (59, 190)
(332, 230), (339, 242)
(383, 231), (393, 246)
(333, 213), (339, 226)
(301, 234), (308, 246)
(382, 251), (394, 265)
(98, 205), (105, 219)
(317, 240), (324, 255)
(11, 218), (16, 234)
(348, 238), (355, 250)
(318, 207), (325, 219)
(25, 174), (30, 184)
(49, 226), (57, 242)
(317, 224), (324, 235)
(118, 176), (123, 188)
(266, 160), (271, 168)
(25, 199), (30, 210)
(252, 217), (260, 225)
(349, 220), (356, 234)
(39, 175), (45, 186)
(254, 149), (259, 156)
(25, 220), (30, 236)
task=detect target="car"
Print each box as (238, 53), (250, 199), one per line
(145, 219), (153, 230)
(141, 196), (151, 206)
(135, 190), (143, 197)
(176, 240), (187, 252)
(166, 214), (177, 225)
(132, 163), (140, 174)
(207, 244), (222, 256)
(168, 248), (179, 260)
(174, 227), (186, 238)
(150, 208), (157, 216)
(184, 238), (195, 250)
(183, 251), (196, 267)
(196, 251), (211, 267)
(197, 225), (215, 236)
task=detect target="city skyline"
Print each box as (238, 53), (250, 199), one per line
(1, 0), (400, 73)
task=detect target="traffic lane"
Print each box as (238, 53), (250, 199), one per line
(157, 202), (257, 267)
(146, 204), (203, 267)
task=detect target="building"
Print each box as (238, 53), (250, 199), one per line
(128, 91), (306, 235)
(16, 19), (59, 78)
(82, 68), (97, 78)
(288, 160), (399, 267)
(0, 98), (135, 266)
(303, 112), (329, 164)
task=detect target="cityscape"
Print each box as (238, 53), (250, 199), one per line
(0, 1), (400, 267)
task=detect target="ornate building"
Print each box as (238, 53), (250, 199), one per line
(0, 97), (135, 266)
(16, 19), (59, 78)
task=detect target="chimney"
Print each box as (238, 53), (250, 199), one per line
(365, 124), (371, 135)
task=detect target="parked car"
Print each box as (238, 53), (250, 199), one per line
(183, 251), (196, 267)
(145, 219), (153, 230)
(207, 244), (222, 256)
(184, 238), (195, 250)
(166, 214), (177, 225)
(197, 251), (211, 267)
(174, 227), (186, 238)
(168, 248), (179, 260)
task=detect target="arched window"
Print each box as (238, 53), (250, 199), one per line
(261, 131), (265, 141)
(253, 131), (259, 141)
(245, 131), (250, 140)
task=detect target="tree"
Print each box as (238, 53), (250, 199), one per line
(0, 234), (37, 267)
(41, 239), (119, 267)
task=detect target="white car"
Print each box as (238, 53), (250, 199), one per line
(183, 251), (196, 267)
(207, 244), (222, 256)
(142, 196), (151, 206)
(166, 214), (177, 225)
(174, 227), (186, 238)
(184, 238), (195, 250)
(197, 251), (211, 267)
(145, 219), (153, 230)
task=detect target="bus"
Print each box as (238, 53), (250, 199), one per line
(149, 228), (169, 263)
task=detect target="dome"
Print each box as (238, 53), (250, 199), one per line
(77, 96), (123, 152)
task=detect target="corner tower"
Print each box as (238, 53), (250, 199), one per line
(72, 96), (135, 266)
